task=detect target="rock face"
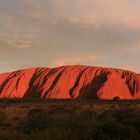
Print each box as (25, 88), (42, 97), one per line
(0, 65), (140, 100)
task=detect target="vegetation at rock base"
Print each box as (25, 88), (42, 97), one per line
(0, 99), (140, 140)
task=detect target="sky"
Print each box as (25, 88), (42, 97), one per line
(0, 0), (140, 73)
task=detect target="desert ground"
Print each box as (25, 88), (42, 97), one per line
(0, 99), (140, 140)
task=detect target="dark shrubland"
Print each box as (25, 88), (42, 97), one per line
(0, 99), (140, 140)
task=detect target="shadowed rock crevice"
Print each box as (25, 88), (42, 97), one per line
(69, 67), (89, 98)
(43, 66), (69, 98)
(79, 71), (110, 99)
(0, 70), (22, 95)
(16, 75), (22, 90)
(121, 71), (138, 96)
(40, 68), (59, 89)
(24, 69), (44, 98)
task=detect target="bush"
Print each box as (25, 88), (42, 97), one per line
(23, 109), (48, 133)
(0, 110), (5, 125)
(115, 107), (140, 131)
(94, 107), (140, 140)
(113, 96), (120, 101)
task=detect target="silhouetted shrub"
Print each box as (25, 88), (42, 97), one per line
(0, 110), (5, 125)
(115, 107), (140, 131)
(23, 109), (48, 133)
(94, 107), (140, 140)
(94, 122), (139, 140)
(113, 96), (120, 101)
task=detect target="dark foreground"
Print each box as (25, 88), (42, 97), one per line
(0, 99), (140, 140)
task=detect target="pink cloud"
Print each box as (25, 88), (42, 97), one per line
(50, 54), (103, 67)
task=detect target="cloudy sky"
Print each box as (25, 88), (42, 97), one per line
(0, 0), (140, 73)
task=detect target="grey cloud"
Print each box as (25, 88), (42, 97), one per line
(0, 0), (140, 73)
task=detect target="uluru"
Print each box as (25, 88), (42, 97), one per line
(0, 65), (140, 100)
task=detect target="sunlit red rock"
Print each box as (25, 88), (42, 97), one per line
(0, 65), (140, 100)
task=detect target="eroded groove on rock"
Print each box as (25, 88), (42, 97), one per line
(69, 67), (89, 98)
(43, 66), (69, 98)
